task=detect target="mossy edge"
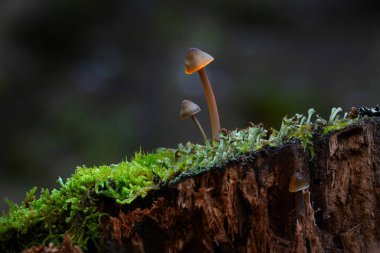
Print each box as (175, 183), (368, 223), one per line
(0, 107), (359, 252)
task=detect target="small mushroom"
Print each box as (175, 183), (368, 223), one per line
(185, 48), (221, 141)
(289, 172), (309, 218)
(180, 100), (208, 143)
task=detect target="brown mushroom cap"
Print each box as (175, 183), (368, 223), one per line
(185, 48), (214, 74)
(289, 172), (310, 192)
(180, 100), (201, 119)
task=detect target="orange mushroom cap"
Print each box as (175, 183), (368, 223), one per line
(185, 48), (214, 74)
(289, 172), (309, 192)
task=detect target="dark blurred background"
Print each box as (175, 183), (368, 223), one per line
(1, 0), (379, 212)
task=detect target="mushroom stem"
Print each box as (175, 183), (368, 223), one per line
(198, 68), (220, 141)
(191, 115), (208, 143)
(295, 191), (306, 218)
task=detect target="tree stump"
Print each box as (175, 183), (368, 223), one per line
(22, 117), (380, 253)
(93, 117), (380, 253)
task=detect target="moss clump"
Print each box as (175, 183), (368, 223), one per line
(0, 107), (359, 252)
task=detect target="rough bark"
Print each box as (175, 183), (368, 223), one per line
(26, 117), (380, 252)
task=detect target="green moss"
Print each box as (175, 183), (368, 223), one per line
(322, 107), (354, 134)
(323, 120), (352, 134)
(0, 107), (359, 251)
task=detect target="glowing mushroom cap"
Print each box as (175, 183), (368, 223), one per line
(180, 100), (201, 119)
(289, 172), (309, 192)
(185, 48), (214, 74)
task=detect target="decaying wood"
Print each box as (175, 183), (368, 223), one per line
(100, 117), (380, 253)
(22, 235), (83, 253)
(25, 117), (380, 253)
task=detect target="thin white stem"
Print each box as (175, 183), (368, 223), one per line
(191, 116), (208, 143)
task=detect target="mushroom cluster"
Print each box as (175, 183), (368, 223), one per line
(180, 48), (221, 143)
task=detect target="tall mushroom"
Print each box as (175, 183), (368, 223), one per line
(185, 48), (221, 141)
(180, 100), (208, 143)
(289, 172), (310, 218)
